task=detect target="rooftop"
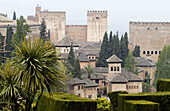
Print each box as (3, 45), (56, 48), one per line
(135, 57), (156, 67)
(56, 36), (79, 47)
(106, 55), (122, 63)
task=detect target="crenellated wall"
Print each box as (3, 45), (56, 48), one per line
(129, 21), (170, 61)
(87, 10), (107, 42)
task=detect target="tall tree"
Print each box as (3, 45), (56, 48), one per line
(124, 51), (138, 75)
(120, 35), (126, 67)
(5, 26), (13, 59)
(133, 45), (140, 57)
(124, 32), (129, 58)
(112, 32), (120, 58)
(11, 37), (65, 111)
(83, 65), (94, 79)
(12, 16), (31, 44)
(72, 59), (81, 79)
(96, 32), (109, 67)
(47, 29), (50, 41)
(108, 31), (113, 57)
(13, 11), (16, 20)
(0, 33), (5, 64)
(40, 18), (47, 42)
(67, 43), (75, 66)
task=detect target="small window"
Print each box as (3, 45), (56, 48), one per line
(114, 67), (116, 71)
(111, 67), (113, 71)
(92, 57), (94, 59)
(155, 28), (158, 30)
(104, 82), (106, 86)
(147, 51), (150, 54)
(88, 95), (92, 99)
(134, 86), (136, 89)
(126, 86), (128, 89)
(159, 51), (161, 54)
(117, 67), (119, 71)
(151, 51), (153, 54)
(78, 86), (80, 90)
(96, 17), (99, 19)
(95, 79), (99, 84)
(132, 86), (133, 89)
(64, 49), (66, 53)
(129, 86), (130, 89)
(148, 27), (150, 30)
(81, 85), (83, 89)
(155, 51), (157, 54)
(89, 57), (91, 59)
(67, 49), (69, 53)
(145, 71), (148, 78)
(78, 94), (80, 97)
(137, 86), (138, 89)
(143, 51), (145, 54)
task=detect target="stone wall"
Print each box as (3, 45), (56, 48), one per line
(85, 86), (98, 99)
(108, 63), (121, 77)
(66, 25), (87, 42)
(126, 82), (142, 93)
(87, 11), (107, 42)
(38, 12), (66, 43)
(129, 21), (170, 61)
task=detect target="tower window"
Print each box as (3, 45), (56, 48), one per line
(114, 67), (116, 71)
(155, 51), (157, 54)
(159, 51), (161, 54)
(111, 67), (113, 71)
(155, 28), (158, 30)
(143, 51), (145, 54)
(151, 51), (153, 54)
(147, 51), (150, 54)
(96, 17), (99, 19)
(117, 67), (119, 71)
(148, 27), (150, 30)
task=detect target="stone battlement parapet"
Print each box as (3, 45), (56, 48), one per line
(130, 21), (170, 25)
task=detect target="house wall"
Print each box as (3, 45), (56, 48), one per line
(108, 63), (121, 77)
(111, 83), (126, 92)
(126, 82), (142, 93)
(85, 86), (98, 99)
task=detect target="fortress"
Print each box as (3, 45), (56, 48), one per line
(0, 5), (108, 43)
(129, 21), (170, 61)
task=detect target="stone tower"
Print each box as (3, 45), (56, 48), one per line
(35, 4), (41, 16)
(87, 10), (107, 42)
(106, 55), (122, 77)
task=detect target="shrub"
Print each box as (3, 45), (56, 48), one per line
(37, 92), (97, 111)
(118, 92), (170, 111)
(157, 79), (170, 92)
(107, 91), (128, 111)
(124, 100), (159, 111)
(95, 98), (110, 111)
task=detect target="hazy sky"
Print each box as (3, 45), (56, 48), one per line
(0, 0), (170, 35)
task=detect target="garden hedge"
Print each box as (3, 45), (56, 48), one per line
(118, 92), (170, 111)
(37, 92), (97, 111)
(107, 91), (128, 111)
(157, 79), (170, 92)
(124, 100), (159, 111)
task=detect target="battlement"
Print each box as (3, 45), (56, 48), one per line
(87, 10), (107, 14)
(130, 21), (170, 25)
(66, 25), (87, 27)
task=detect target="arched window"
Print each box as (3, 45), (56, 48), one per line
(147, 51), (150, 54)
(155, 28), (158, 30)
(143, 51), (145, 54)
(117, 67), (119, 71)
(155, 51), (157, 54)
(159, 51), (161, 54)
(151, 51), (153, 54)
(111, 67), (113, 71)
(114, 67), (116, 71)
(148, 27), (150, 30)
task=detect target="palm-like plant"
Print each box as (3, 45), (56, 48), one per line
(83, 65), (94, 79)
(0, 63), (22, 111)
(11, 37), (65, 111)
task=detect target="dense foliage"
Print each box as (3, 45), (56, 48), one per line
(72, 59), (81, 79)
(95, 98), (110, 111)
(157, 79), (170, 92)
(40, 19), (48, 42)
(37, 92), (97, 111)
(67, 43), (75, 66)
(107, 91), (128, 111)
(5, 26), (13, 59)
(133, 45), (140, 57)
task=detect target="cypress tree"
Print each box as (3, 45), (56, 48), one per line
(112, 32), (120, 58)
(67, 43), (75, 66)
(0, 33), (5, 64)
(47, 29), (50, 41)
(108, 31), (113, 57)
(124, 32), (129, 58)
(96, 32), (109, 67)
(72, 59), (81, 79)
(120, 35), (126, 67)
(40, 18), (47, 42)
(5, 26), (13, 59)
(133, 45), (140, 57)
(13, 11), (16, 20)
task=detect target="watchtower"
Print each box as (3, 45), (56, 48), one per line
(87, 10), (107, 42)
(35, 4), (41, 16)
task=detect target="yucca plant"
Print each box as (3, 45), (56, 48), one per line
(0, 62), (22, 111)
(11, 37), (65, 111)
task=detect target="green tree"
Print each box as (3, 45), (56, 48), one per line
(133, 45), (140, 57)
(47, 29), (50, 41)
(95, 98), (111, 111)
(96, 32), (109, 67)
(154, 45), (170, 83)
(5, 26), (13, 59)
(124, 32), (129, 58)
(124, 51), (138, 74)
(142, 82), (151, 93)
(0, 33), (5, 64)
(11, 37), (65, 111)
(13, 11), (16, 20)
(40, 18), (47, 42)
(72, 59), (81, 79)
(112, 32), (120, 58)
(67, 43), (75, 66)
(83, 65), (94, 79)
(108, 31), (113, 57)
(12, 16), (31, 44)
(120, 35), (126, 67)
